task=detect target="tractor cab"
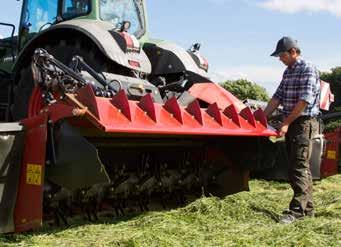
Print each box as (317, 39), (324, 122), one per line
(0, 0), (278, 235)
(0, 0), (147, 121)
(0, 0), (146, 70)
(20, 0), (145, 32)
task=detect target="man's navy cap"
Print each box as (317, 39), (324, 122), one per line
(271, 36), (299, 57)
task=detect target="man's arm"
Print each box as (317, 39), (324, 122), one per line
(278, 65), (318, 136)
(264, 97), (281, 118)
(278, 100), (308, 136)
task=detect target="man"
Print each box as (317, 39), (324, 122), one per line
(264, 36), (320, 224)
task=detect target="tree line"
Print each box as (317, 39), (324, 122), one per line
(220, 79), (269, 102)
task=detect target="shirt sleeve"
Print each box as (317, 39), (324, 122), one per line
(298, 66), (318, 104)
(273, 79), (284, 103)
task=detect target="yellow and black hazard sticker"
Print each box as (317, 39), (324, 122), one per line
(327, 150), (336, 160)
(26, 164), (42, 186)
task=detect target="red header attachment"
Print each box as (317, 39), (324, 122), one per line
(223, 104), (241, 127)
(164, 97), (183, 124)
(254, 108), (268, 127)
(240, 107), (256, 127)
(111, 90), (132, 121)
(206, 103), (223, 126)
(138, 94), (157, 122)
(186, 100), (203, 125)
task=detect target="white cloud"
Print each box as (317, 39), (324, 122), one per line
(259, 0), (341, 17)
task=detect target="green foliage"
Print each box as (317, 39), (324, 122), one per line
(220, 79), (270, 101)
(1, 175), (340, 246)
(325, 119), (341, 133)
(320, 67), (341, 86)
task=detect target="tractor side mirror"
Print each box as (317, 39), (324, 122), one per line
(189, 43), (201, 53)
(120, 21), (131, 32)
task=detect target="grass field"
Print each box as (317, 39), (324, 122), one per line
(1, 175), (340, 247)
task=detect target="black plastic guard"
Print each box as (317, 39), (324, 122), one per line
(0, 123), (24, 233)
(46, 122), (110, 190)
(253, 136), (324, 180)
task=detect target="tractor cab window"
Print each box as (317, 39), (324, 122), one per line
(0, 23), (17, 68)
(0, 24), (15, 45)
(61, 0), (91, 20)
(100, 0), (145, 37)
(22, 0), (58, 33)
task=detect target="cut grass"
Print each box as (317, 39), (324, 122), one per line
(1, 175), (340, 247)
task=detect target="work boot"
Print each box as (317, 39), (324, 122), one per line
(279, 213), (297, 224)
(305, 210), (315, 217)
(282, 209), (291, 215)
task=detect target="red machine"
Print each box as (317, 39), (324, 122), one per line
(0, 50), (276, 233)
(320, 129), (340, 178)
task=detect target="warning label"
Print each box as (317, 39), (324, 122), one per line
(26, 164), (42, 186)
(327, 150), (336, 160)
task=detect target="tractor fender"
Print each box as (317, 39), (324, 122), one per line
(143, 40), (210, 80)
(14, 19), (152, 77)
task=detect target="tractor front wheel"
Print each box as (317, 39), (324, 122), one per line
(11, 38), (108, 120)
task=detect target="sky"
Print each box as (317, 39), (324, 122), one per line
(1, 0), (341, 95)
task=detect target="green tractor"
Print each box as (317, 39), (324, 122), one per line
(0, 0), (210, 121)
(0, 0), (276, 233)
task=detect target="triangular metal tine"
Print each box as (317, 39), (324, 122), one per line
(75, 84), (99, 118)
(110, 90), (131, 121)
(185, 100), (203, 125)
(206, 103), (222, 126)
(163, 97), (183, 124)
(137, 94), (157, 122)
(254, 108), (268, 127)
(240, 107), (256, 127)
(223, 104), (241, 127)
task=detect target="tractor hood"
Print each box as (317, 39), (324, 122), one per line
(54, 19), (152, 73)
(143, 40), (211, 81)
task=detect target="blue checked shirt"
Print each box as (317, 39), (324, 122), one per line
(273, 58), (320, 117)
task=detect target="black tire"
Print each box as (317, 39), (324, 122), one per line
(11, 38), (108, 120)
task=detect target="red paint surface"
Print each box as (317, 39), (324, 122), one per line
(62, 85), (277, 137)
(14, 114), (48, 232)
(321, 129), (340, 178)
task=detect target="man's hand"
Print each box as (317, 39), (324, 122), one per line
(278, 100), (308, 136)
(278, 122), (289, 136)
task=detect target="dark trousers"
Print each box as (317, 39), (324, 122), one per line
(285, 116), (319, 217)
